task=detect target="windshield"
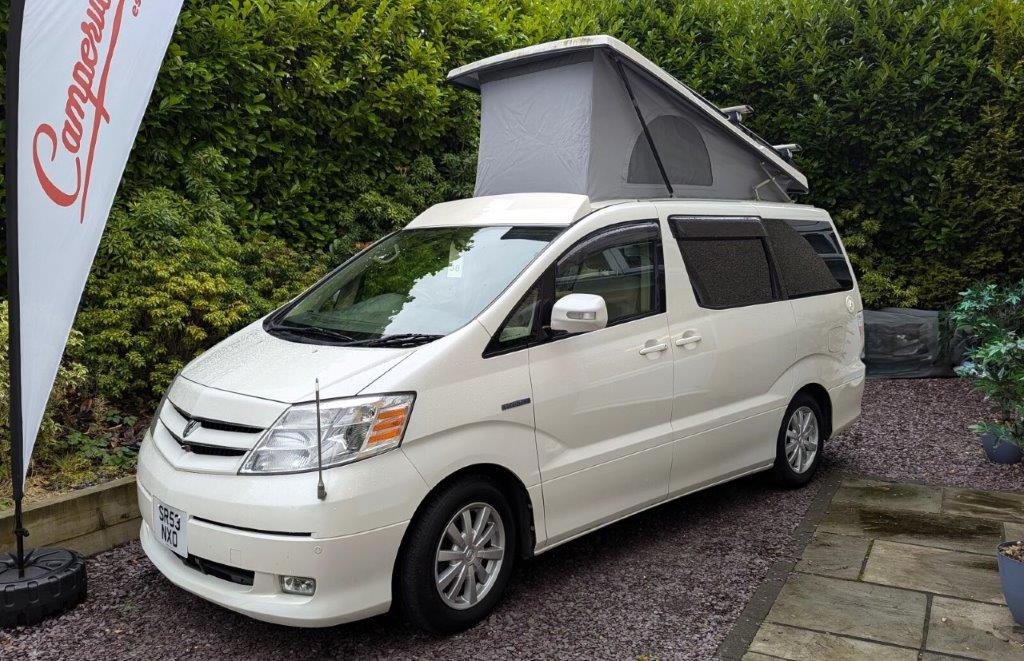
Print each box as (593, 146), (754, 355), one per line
(268, 226), (561, 346)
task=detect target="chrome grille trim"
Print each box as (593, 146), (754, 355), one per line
(167, 431), (248, 457)
(171, 403), (263, 435)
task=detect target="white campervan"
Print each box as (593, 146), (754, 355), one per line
(137, 37), (864, 633)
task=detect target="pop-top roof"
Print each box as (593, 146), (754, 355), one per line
(448, 35), (807, 203)
(407, 193), (592, 228)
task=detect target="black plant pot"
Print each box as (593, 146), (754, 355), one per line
(998, 542), (1024, 626)
(980, 431), (1023, 464)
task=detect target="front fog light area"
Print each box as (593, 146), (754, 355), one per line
(281, 575), (317, 596)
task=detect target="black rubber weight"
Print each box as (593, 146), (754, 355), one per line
(396, 476), (517, 634)
(0, 548), (87, 627)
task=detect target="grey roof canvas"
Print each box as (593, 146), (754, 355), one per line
(448, 35), (807, 203)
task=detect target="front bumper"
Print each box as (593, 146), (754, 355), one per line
(138, 481), (409, 627)
(137, 428), (426, 626)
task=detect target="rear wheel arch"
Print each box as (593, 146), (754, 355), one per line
(773, 390), (825, 487)
(794, 383), (832, 440)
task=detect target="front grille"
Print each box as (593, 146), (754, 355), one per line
(171, 403), (263, 434)
(182, 554), (254, 586)
(175, 440), (247, 457)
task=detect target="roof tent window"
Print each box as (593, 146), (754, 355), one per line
(763, 218), (853, 296)
(627, 115), (713, 186)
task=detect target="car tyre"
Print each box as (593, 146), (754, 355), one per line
(772, 393), (825, 488)
(396, 475), (517, 634)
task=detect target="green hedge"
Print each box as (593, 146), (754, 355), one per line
(0, 0), (1022, 406)
(559, 0), (1024, 307)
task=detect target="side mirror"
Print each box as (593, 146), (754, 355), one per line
(550, 293), (608, 334)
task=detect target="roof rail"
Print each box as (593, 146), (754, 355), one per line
(720, 105), (754, 124)
(773, 143), (802, 164)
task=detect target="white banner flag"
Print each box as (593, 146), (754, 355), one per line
(14, 0), (183, 478)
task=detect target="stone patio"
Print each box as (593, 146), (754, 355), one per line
(743, 478), (1024, 660)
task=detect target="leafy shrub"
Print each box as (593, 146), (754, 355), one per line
(951, 281), (1024, 445)
(78, 148), (329, 404)
(1, 0), (1022, 304)
(0, 300), (89, 485)
(0, 0), (1023, 490)
(121, 0), (508, 248)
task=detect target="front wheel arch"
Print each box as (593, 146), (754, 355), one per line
(392, 470), (524, 632)
(391, 464), (535, 603)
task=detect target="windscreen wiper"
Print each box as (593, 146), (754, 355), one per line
(350, 333), (443, 348)
(269, 323), (354, 344)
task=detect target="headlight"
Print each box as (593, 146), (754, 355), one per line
(239, 393), (414, 475)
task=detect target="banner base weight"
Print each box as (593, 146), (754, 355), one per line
(0, 547), (87, 627)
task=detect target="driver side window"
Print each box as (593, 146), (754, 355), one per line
(485, 221), (664, 357)
(554, 236), (662, 326)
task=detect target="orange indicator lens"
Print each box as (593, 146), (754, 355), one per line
(367, 406), (408, 446)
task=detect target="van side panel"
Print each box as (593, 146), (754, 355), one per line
(788, 292), (862, 389)
(756, 206), (865, 436)
(655, 202), (797, 494)
(368, 321), (548, 545)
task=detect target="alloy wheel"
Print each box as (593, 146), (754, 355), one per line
(785, 405), (819, 474)
(434, 502), (506, 610)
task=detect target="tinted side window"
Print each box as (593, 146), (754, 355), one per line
(485, 222), (664, 356)
(555, 224), (664, 325)
(764, 218), (853, 296)
(669, 215), (777, 309)
(677, 238), (775, 308)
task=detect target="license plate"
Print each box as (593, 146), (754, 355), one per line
(153, 498), (188, 558)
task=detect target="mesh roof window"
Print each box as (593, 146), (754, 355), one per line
(628, 115), (712, 186)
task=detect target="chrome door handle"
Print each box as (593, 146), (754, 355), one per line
(638, 342), (668, 356)
(674, 332), (703, 348)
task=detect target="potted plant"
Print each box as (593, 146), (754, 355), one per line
(950, 281), (1024, 464)
(998, 540), (1024, 625)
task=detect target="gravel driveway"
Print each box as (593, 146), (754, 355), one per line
(3, 379), (1021, 660)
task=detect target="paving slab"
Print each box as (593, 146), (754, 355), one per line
(794, 532), (871, 580)
(1004, 521), (1024, 542)
(764, 573), (927, 648)
(818, 501), (1004, 555)
(834, 478), (943, 513)
(741, 653), (781, 661)
(862, 540), (1004, 605)
(749, 622), (917, 660)
(926, 596), (1024, 660)
(942, 487), (1024, 524)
